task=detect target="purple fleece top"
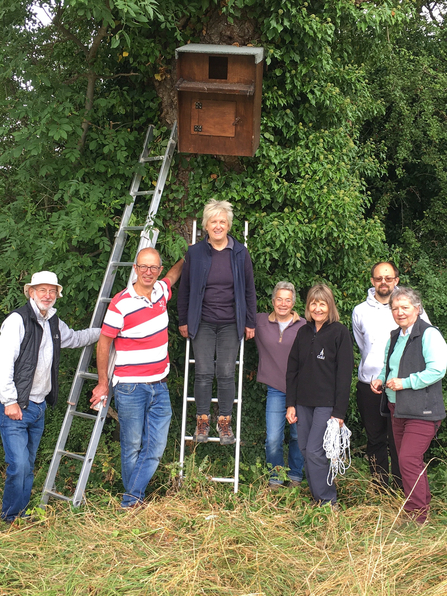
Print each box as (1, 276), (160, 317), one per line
(255, 311), (306, 394)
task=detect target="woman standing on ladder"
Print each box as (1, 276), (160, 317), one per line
(177, 199), (257, 445)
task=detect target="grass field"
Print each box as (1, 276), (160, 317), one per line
(1, 461), (446, 596)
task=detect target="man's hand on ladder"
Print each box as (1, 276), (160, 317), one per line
(91, 382), (109, 408)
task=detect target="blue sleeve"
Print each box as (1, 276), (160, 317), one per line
(177, 251), (190, 326)
(244, 249), (257, 329)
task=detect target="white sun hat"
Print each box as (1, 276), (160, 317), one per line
(24, 271), (63, 299)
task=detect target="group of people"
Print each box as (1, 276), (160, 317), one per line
(0, 199), (445, 526)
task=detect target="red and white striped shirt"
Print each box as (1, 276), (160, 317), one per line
(101, 279), (172, 385)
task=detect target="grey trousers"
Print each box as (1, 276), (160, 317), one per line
(296, 405), (336, 505)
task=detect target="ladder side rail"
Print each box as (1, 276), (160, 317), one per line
(233, 220), (249, 493)
(41, 402), (81, 504)
(139, 125), (155, 162)
(141, 122), (178, 236)
(67, 345), (117, 504)
(233, 338), (244, 493)
(179, 338), (191, 479)
(89, 124), (157, 329)
(179, 218), (197, 478)
(71, 393), (113, 507)
(59, 168), (141, 412)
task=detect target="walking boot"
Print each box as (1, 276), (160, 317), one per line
(216, 415), (235, 445)
(193, 414), (210, 443)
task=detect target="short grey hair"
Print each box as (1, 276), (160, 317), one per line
(272, 281), (296, 304)
(202, 199), (233, 231)
(389, 286), (423, 315)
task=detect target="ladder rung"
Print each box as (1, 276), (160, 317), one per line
(184, 436), (221, 443)
(58, 450), (85, 462)
(188, 359), (240, 366)
(211, 477), (235, 483)
(134, 190), (154, 196)
(71, 411), (98, 421)
(186, 397), (241, 404)
(141, 156), (163, 162)
(42, 490), (72, 502)
(99, 297), (112, 303)
(79, 372), (99, 381)
(122, 226), (144, 231)
(110, 261), (134, 267)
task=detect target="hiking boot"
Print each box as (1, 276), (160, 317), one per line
(193, 414), (210, 443)
(216, 415), (235, 445)
(288, 479), (302, 489)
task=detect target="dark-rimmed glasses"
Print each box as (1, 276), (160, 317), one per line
(135, 264), (162, 274)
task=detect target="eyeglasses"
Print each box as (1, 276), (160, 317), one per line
(35, 289), (58, 297)
(135, 264), (162, 274)
(274, 298), (293, 305)
(372, 276), (396, 283)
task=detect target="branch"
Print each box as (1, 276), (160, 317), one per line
(77, 71), (98, 152)
(99, 72), (141, 80)
(53, 7), (89, 58)
(87, 21), (109, 64)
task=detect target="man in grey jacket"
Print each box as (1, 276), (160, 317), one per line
(0, 271), (101, 523)
(352, 262), (429, 489)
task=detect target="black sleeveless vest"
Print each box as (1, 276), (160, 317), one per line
(12, 301), (61, 408)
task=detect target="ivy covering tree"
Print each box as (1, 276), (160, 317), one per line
(1, 0), (446, 492)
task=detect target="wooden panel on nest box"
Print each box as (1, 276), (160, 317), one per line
(175, 44), (264, 157)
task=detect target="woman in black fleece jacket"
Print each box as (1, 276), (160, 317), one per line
(286, 284), (354, 506)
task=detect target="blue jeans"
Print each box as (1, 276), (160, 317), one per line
(0, 400), (47, 521)
(114, 382), (172, 507)
(266, 386), (304, 484)
(192, 321), (240, 417)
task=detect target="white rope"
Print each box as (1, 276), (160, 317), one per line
(323, 418), (352, 486)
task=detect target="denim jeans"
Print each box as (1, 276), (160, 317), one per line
(114, 381), (172, 507)
(266, 386), (304, 484)
(192, 321), (240, 417)
(0, 400), (47, 521)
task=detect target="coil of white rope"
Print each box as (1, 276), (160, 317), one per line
(323, 418), (352, 486)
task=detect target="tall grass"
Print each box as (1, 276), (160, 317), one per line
(1, 467), (446, 596)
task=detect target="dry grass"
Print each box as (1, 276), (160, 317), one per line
(0, 482), (446, 596)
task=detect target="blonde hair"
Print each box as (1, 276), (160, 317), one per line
(202, 199), (233, 231)
(304, 284), (340, 324)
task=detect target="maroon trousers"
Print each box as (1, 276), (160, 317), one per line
(388, 402), (441, 523)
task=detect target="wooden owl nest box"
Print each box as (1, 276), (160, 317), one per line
(175, 44), (264, 157)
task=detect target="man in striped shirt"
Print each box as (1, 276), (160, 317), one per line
(91, 247), (183, 508)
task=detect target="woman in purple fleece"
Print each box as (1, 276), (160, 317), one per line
(255, 282), (306, 488)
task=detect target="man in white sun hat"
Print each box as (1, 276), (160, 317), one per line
(0, 271), (101, 523)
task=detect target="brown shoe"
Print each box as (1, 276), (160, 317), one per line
(216, 415), (235, 445)
(193, 414), (210, 443)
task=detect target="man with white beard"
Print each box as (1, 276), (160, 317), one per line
(0, 271), (100, 523)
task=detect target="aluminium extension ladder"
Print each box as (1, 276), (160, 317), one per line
(41, 123), (178, 507)
(179, 219), (248, 493)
